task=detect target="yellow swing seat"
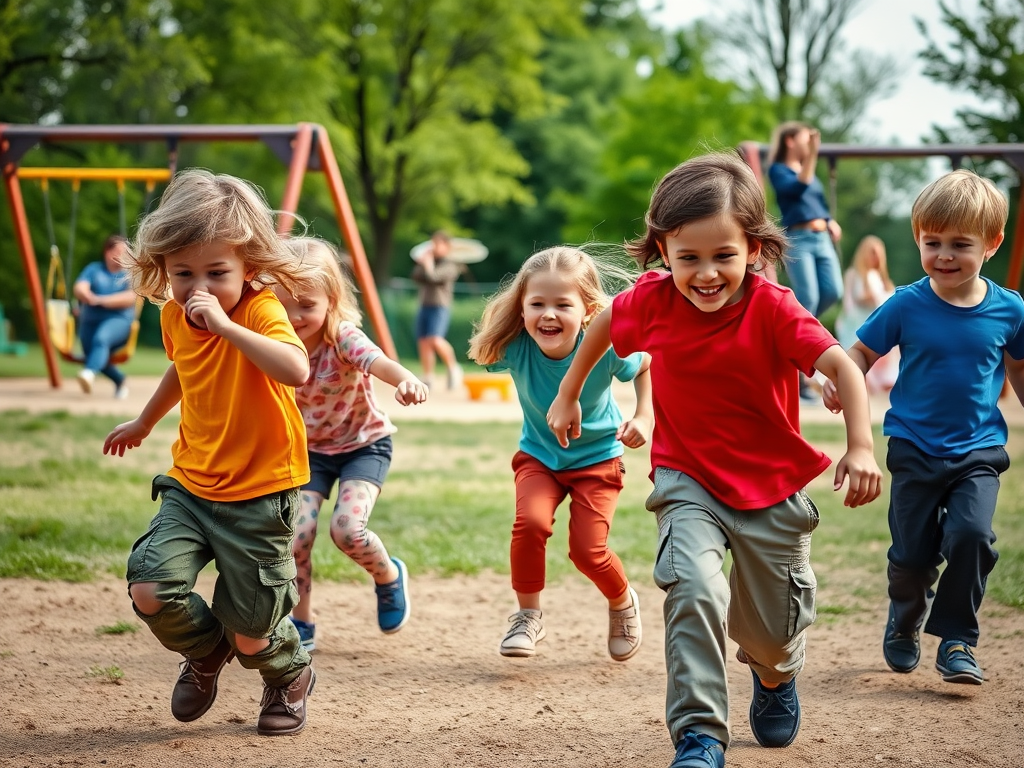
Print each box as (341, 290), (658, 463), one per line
(46, 297), (142, 366)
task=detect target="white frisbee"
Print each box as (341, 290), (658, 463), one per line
(410, 237), (489, 264)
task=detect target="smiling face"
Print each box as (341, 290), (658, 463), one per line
(275, 284), (330, 351)
(166, 240), (252, 316)
(521, 270), (590, 360)
(662, 214), (760, 312)
(918, 228), (1003, 305)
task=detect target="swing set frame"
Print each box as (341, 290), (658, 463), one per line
(739, 141), (1024, 293)
(0, 122), (396, 389)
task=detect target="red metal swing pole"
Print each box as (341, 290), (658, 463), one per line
(1, 128), (61, 387)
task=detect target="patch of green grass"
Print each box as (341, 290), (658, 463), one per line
(0, 343), (173, 378)
(96, 620), (138, 636)
(86, 664), (124, 683)
(0, 408), (1021, 622)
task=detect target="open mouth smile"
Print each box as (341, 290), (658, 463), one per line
(692, 285), (725, 298)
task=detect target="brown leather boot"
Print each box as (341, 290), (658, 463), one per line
(170, 633), (235, 722)
(257, 665), (316, 736)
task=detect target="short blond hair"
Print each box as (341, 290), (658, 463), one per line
(281, 237), (362, 346)
(127, 169), (316, 304)
(911, 169), (1007, 245)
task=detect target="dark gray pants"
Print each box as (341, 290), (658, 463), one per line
(886, 437), (1009, 646)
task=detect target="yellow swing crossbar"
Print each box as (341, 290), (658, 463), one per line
(17, 167), (172, 183)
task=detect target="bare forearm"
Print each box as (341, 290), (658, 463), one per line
(835, 359), (874, 451)
(559, 309), (612, 400)
(139, 365), (183, 430)
(99, 290), (138, 310)
(220, 325), (309, 386)
(369, 355), (421, 388)
(631, 363), (653, 422)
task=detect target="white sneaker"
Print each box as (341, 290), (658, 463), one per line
(499, 609), (545, 657)
(76, 369), (95, 394)
(447, 364), (463, 391)
(114, 383), (129, 400)
(608, 587), (642, 661)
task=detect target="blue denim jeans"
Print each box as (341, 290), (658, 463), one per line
(784, 229), (843, 318)
(78, 314), (131, 385)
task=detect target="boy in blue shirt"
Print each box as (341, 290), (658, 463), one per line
(824, 169), (1024, 684)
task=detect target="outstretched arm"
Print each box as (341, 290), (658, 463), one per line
(616, 354), (653, 449)
(1005, 352), (1024, 407)
(547, 307), (613, 448)
(814, 345), (882, 507)
(822, 340), (880, 412)
(103, 363), (182, 456)
(369, 355), (428, 406)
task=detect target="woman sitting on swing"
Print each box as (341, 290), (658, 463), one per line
(73, 234), (135, 398)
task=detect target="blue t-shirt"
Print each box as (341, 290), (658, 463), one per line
(857, 276), (1024, 456)
(75, 261), (134, 324)
(487, 331), (644, 471)
(768, 163), (832, 230)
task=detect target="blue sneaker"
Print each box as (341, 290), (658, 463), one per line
(749, 670), (800, 748)
(669, 731), (724, 768)
(375, 557), (410, 634)
(936, 639), (984, 685)
(882, 603), (920, 673)
(289, 616), (316, 652)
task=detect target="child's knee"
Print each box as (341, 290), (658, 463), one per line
(129, 581), (165, 616)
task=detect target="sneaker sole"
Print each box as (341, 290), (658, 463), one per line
(499, 628), (547, 658)
(77, 375), (92, 394)
(609, 587), (642, 662)
(935, 664), (983, 685)
(380, 558), (410, 635)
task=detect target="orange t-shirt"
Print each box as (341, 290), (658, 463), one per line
(162, 288), (310, 501)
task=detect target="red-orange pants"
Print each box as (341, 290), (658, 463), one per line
(510, 451), (629, 601)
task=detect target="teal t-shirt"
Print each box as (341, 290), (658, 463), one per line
(487, 331), (643, 471)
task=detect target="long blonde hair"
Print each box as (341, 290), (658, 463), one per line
(281, 237), (362, 346)
(127, 169), (316, 304)
(850, 235), (894, 292)
(469, 246), (623, 366)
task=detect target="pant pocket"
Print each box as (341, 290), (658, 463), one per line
(652, 520), (679, 591)
(249, 557), (299, 637)
(787, 566), (817, 638)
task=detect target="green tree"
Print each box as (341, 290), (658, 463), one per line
(918, 0), (1024, 286)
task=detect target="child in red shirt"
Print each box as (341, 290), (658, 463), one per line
(548, 153), (882, 768)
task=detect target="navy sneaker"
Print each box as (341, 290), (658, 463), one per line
(936, 639), (984, 685)
(882, 603), (920, 673)
(375, 557), (410, 634)
(669, 731), (724, 768)
(289, 616), (316, 652)
(749, 670), (800, 748)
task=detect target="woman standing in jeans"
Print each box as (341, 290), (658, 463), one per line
(768, 122), (844, 402)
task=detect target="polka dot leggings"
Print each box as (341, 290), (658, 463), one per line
(292, 480), (393, 616)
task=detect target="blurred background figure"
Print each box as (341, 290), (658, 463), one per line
(836, 235), (900, 394)
(411, 230), (464, 390)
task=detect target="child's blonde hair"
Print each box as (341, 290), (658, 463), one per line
(626, 152), (787, 271)
(911, 169), (1007, 245)
(127, 169), (315, 304)
(468, 246), (617, 366)
(851, 235), (894, 292)
(282, 237), (362, 346)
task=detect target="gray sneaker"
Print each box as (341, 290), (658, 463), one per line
(499, 609), (545, 657)
(608, 587), (642, 661)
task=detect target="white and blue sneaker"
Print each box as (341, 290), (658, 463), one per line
(375, 557), (410, 634)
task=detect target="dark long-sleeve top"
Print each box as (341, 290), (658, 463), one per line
(768, 162), (831, 230)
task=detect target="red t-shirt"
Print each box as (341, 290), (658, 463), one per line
(611, 270), (836, 510)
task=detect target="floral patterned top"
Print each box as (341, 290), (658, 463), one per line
(296, 322), (396, 455)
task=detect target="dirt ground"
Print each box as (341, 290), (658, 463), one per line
(2, 376), (1023, 767)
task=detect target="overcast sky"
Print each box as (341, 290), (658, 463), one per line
(642, 0), (988, 146)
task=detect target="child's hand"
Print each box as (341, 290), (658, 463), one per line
(395, 379), (428, 406)
(833, 446), (882, 508)
(821, 379), (842, 413)
(103, 419), (152, 457)
(547, 394), (582, 449)
(184, 290), (230, 335)
(616, 414), (652, 449)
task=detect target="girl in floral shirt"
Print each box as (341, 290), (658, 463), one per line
(275, 238), (427, 650)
